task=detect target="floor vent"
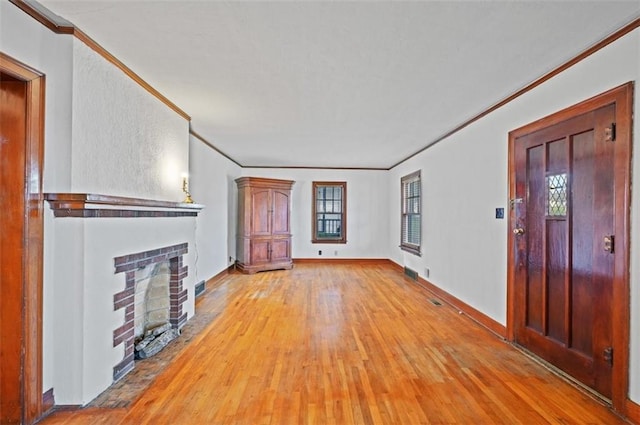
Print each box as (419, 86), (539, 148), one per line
(404, 267), (418, 280)
(194, 280), (206, 298)
(429, 299), (442, 306)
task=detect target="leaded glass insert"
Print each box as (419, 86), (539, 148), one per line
(546, 173), (567, 217)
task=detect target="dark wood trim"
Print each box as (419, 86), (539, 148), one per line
(207, 264), (237, 282)
(0, 52), (46, 425)
(235, 177), (295, 190)
(10, 0), (639, 171)
(0, 52), (42, 80)
(50, 209), (200, 218)
(243, 165), (388, 171)
(625, 399), (640, 424)
(72, 29), (190, 121)
(46, 405), (82, 412)
(391, 17), (640, 170)
(311, 181), (347, 244)
(507, 82), (633, 414)
(190, 129), (242, 167)
(611, 82), (633, 415)
(386, 260), (507, 337)
(191, 128), (387, 170)
(8, 0), (75, 34)
(8, 0), (191, 122)
(42, 388), (55, 414)
(195, 265), (237, 305)
(293, 258), (392, 266)
(415, 276), (507, 339)
(24, 61), (45, 425)
(44, 193), (204, 218)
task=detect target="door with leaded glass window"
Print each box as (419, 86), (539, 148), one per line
(512, 103), (616, 399)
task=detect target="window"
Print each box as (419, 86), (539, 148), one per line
(401, 171), (421, 255)
(546, 173), (567, 217)
(312, 181), (346, 244)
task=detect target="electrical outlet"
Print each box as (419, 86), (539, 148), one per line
(334, 250), (338, 256)
(318, 250), (322, 255)
(229, 256), (233, 263)
(425, 268), (430, 278)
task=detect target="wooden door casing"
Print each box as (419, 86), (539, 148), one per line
(0, 54), (45, 425)
(1, 73), (28, 425)
(507, 82), (632, 413)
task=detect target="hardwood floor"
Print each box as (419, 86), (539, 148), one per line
(38, 262), (628, 424)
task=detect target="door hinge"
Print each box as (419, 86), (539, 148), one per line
(605, 123), (616, 142)
(509, 198), (523, 210)
(604, 235), (615, 253)
(604, 346), (613, 366)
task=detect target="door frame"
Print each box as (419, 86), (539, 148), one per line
(507, 82), (633, 413)
(0, 52), (45, 424)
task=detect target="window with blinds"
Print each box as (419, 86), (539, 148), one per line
(401, 171), (421, 255)
(312, 181), (347, 244)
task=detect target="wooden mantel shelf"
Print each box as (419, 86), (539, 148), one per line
(44, 193), (204, 218)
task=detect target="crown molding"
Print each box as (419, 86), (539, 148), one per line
(390, 16), (640, 169)
(10, 0), (191, 122)
(11, 1), (639, 170)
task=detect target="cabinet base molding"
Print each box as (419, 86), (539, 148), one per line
(236, 260), (293, 274)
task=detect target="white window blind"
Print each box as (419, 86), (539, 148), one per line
(401, 171), (421, 255)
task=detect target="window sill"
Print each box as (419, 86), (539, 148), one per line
(400, 245), (421, 256)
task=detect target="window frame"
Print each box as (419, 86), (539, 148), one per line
(400, 170), (421, 256)
(312, 181), (347, 244)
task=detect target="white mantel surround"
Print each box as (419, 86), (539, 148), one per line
(44, 195), (202, 405)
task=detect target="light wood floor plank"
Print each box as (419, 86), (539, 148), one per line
(39, 262), (628, 424)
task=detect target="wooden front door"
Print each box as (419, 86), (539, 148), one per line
(0, 54), (45, 424)
(508, 83), (632, 407)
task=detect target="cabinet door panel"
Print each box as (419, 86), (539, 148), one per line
(250, 240), (271, 264)
(272, 190), (290, 235)
(271, 239), (290, 262)
(251, 189), (271, 235)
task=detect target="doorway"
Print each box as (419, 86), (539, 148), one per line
(507, 82), (632, 411)
(0, 53), (45, 424)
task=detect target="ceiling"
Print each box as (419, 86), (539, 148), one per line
(36, 0), (640, 169)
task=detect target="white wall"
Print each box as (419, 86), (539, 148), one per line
(188, 145), (391, 285)
(3, 2), (196, 405)
(389, 29), (640, 402)
(1, 0), (75, 399)
(239, 168), (390, 259)
(80, 217), (197, 403)
(189, 137), (242, 282)
(5, 0), (640, 409)
(71, 40), (189, 200)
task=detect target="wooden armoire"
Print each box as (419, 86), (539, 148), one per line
(235, 177), (294, 274)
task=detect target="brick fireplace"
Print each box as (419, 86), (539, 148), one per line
(112, 243), (189, 381)
(43, 193), (203, 404)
